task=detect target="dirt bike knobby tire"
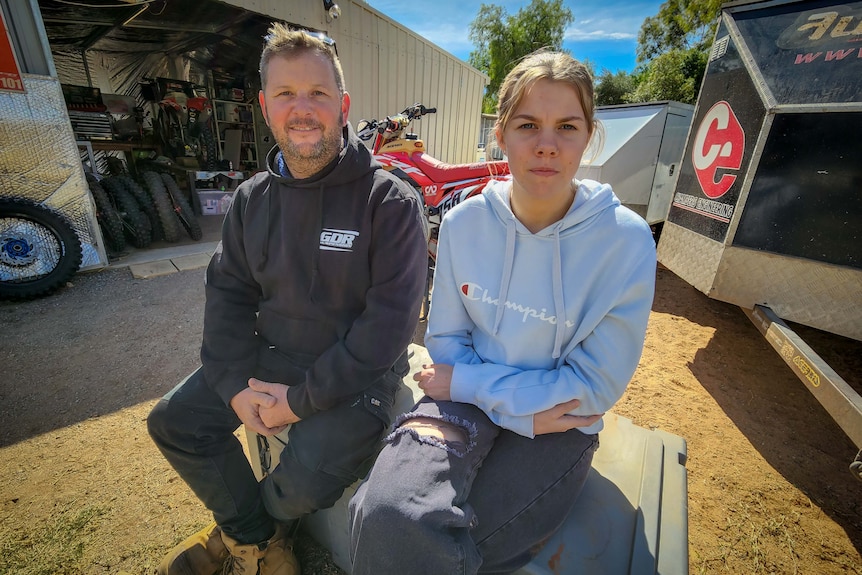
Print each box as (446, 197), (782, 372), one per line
(160, 173), (203, 241)
(139, 171), (182, 243)
(118, 175), (162, 241)
(200, 123), (219, 172)
(86, 175), (126, 253)
(0, 197), (83, 300)
(101, 176), (152, 248)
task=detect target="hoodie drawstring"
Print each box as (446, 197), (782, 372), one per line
(551, 225), (566, 359)
(308, 184), (324, 300)
(257, 180), (273, 272)
(492, 217), (517, 336)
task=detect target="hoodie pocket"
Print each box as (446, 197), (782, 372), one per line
(256, 310), (341, 356)
(253, 340), (316, 386)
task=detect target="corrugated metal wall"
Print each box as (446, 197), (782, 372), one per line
(225, 0), (487, 164)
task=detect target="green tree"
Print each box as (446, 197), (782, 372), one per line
(637, 0), (722, 63)
(627, 48), (708, 104)
(468, 0), (574, 113)
(629, 0), (720, 104)
(595, 69), (636, 106)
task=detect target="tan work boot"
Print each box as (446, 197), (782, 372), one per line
(220, 524), (300, 575)
(156, 521), (229, 575)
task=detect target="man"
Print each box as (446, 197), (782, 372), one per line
(148, 24), (428, 575)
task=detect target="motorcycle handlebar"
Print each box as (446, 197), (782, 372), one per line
(357, 104), (437, 139)
(404, 104), (436, 119)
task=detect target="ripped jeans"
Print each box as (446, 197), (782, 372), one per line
(348, 398), (599, 575)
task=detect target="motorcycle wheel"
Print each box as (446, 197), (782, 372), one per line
(102, 177), (152, 248)
(86, 175), (126, 253)
(119, 175), (161, 241)
(200, 124), (218, 172)
(160, 173), (203, 241)
(0, 197), (83, 300)
(139, 171), (182, 243)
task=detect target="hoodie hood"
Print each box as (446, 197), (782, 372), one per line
(481, 178), (620, 358)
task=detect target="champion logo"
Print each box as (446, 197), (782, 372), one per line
(460, 282), (574, 327)
(320, 228), (359, 252)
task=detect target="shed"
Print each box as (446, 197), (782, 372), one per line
(1, 0), (488, 277)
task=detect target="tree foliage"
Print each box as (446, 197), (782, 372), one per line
(637, 0), (722, 63)
(595, 69), (636, 106)
(609, 0), (720, 106)
(626, 48), (707, 104)
(468, 0), (574, 113)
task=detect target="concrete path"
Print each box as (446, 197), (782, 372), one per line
(112, 242), (219, 279)
(107, 215), (223, 279)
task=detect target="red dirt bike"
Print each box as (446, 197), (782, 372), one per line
(357, 104), (510, 263)
(156, 91), (218, 171)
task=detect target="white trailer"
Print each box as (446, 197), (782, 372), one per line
(577, 101), (694, 227)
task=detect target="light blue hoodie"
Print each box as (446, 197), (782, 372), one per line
(425, 178), (656, 438)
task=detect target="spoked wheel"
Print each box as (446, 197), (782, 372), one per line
(0, 197), (83, 300)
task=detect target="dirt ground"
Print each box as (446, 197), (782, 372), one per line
(1, 261), (860, 574)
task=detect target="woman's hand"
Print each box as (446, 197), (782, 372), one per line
(413, 363), (454, 401)
(533, 398), (603, 435)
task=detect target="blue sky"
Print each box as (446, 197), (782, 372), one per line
(365, 0), (664, 74)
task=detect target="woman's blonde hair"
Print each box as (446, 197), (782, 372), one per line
(494, 50), (603, 160)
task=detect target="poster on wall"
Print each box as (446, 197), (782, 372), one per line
(0, 5), (25, 93)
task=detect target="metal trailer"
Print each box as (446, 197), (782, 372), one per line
(0, 0), (107, 280)
(656, 0), (862, 475)
(577, 101), (694, 226)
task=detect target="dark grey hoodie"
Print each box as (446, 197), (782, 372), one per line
(200, 124), (427, 419)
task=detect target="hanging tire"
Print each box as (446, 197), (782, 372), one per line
(160, 173), (203, 241)
(86, 175), (126, 253)
(0, 197), (83, 300)
(139, 171), (182, 243)
(102, 176), (152, 248)
(119, 175), (161, 241)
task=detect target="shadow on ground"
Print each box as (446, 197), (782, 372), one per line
(652, 266), (862, 556)
(0, 266), (206, 447)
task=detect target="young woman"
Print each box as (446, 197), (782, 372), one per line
(348, 50), (657, 574)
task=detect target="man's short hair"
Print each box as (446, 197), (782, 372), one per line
(259, 23), (345, 94)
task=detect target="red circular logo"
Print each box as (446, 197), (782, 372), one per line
(692, 101), (745, 199)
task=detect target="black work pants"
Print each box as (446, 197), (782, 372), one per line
(148, 354), (405, 544)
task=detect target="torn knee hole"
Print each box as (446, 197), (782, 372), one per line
(401, 417), (467, 444)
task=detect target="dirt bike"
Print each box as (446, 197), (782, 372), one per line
(154, 90), (218, 171)
(356, 103), (510, 264)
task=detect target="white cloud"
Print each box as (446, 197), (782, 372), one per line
(566, 29), (636, 42)
(565, 7), (651, 42)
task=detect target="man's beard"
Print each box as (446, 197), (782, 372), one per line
(275, 115), (344, 178)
